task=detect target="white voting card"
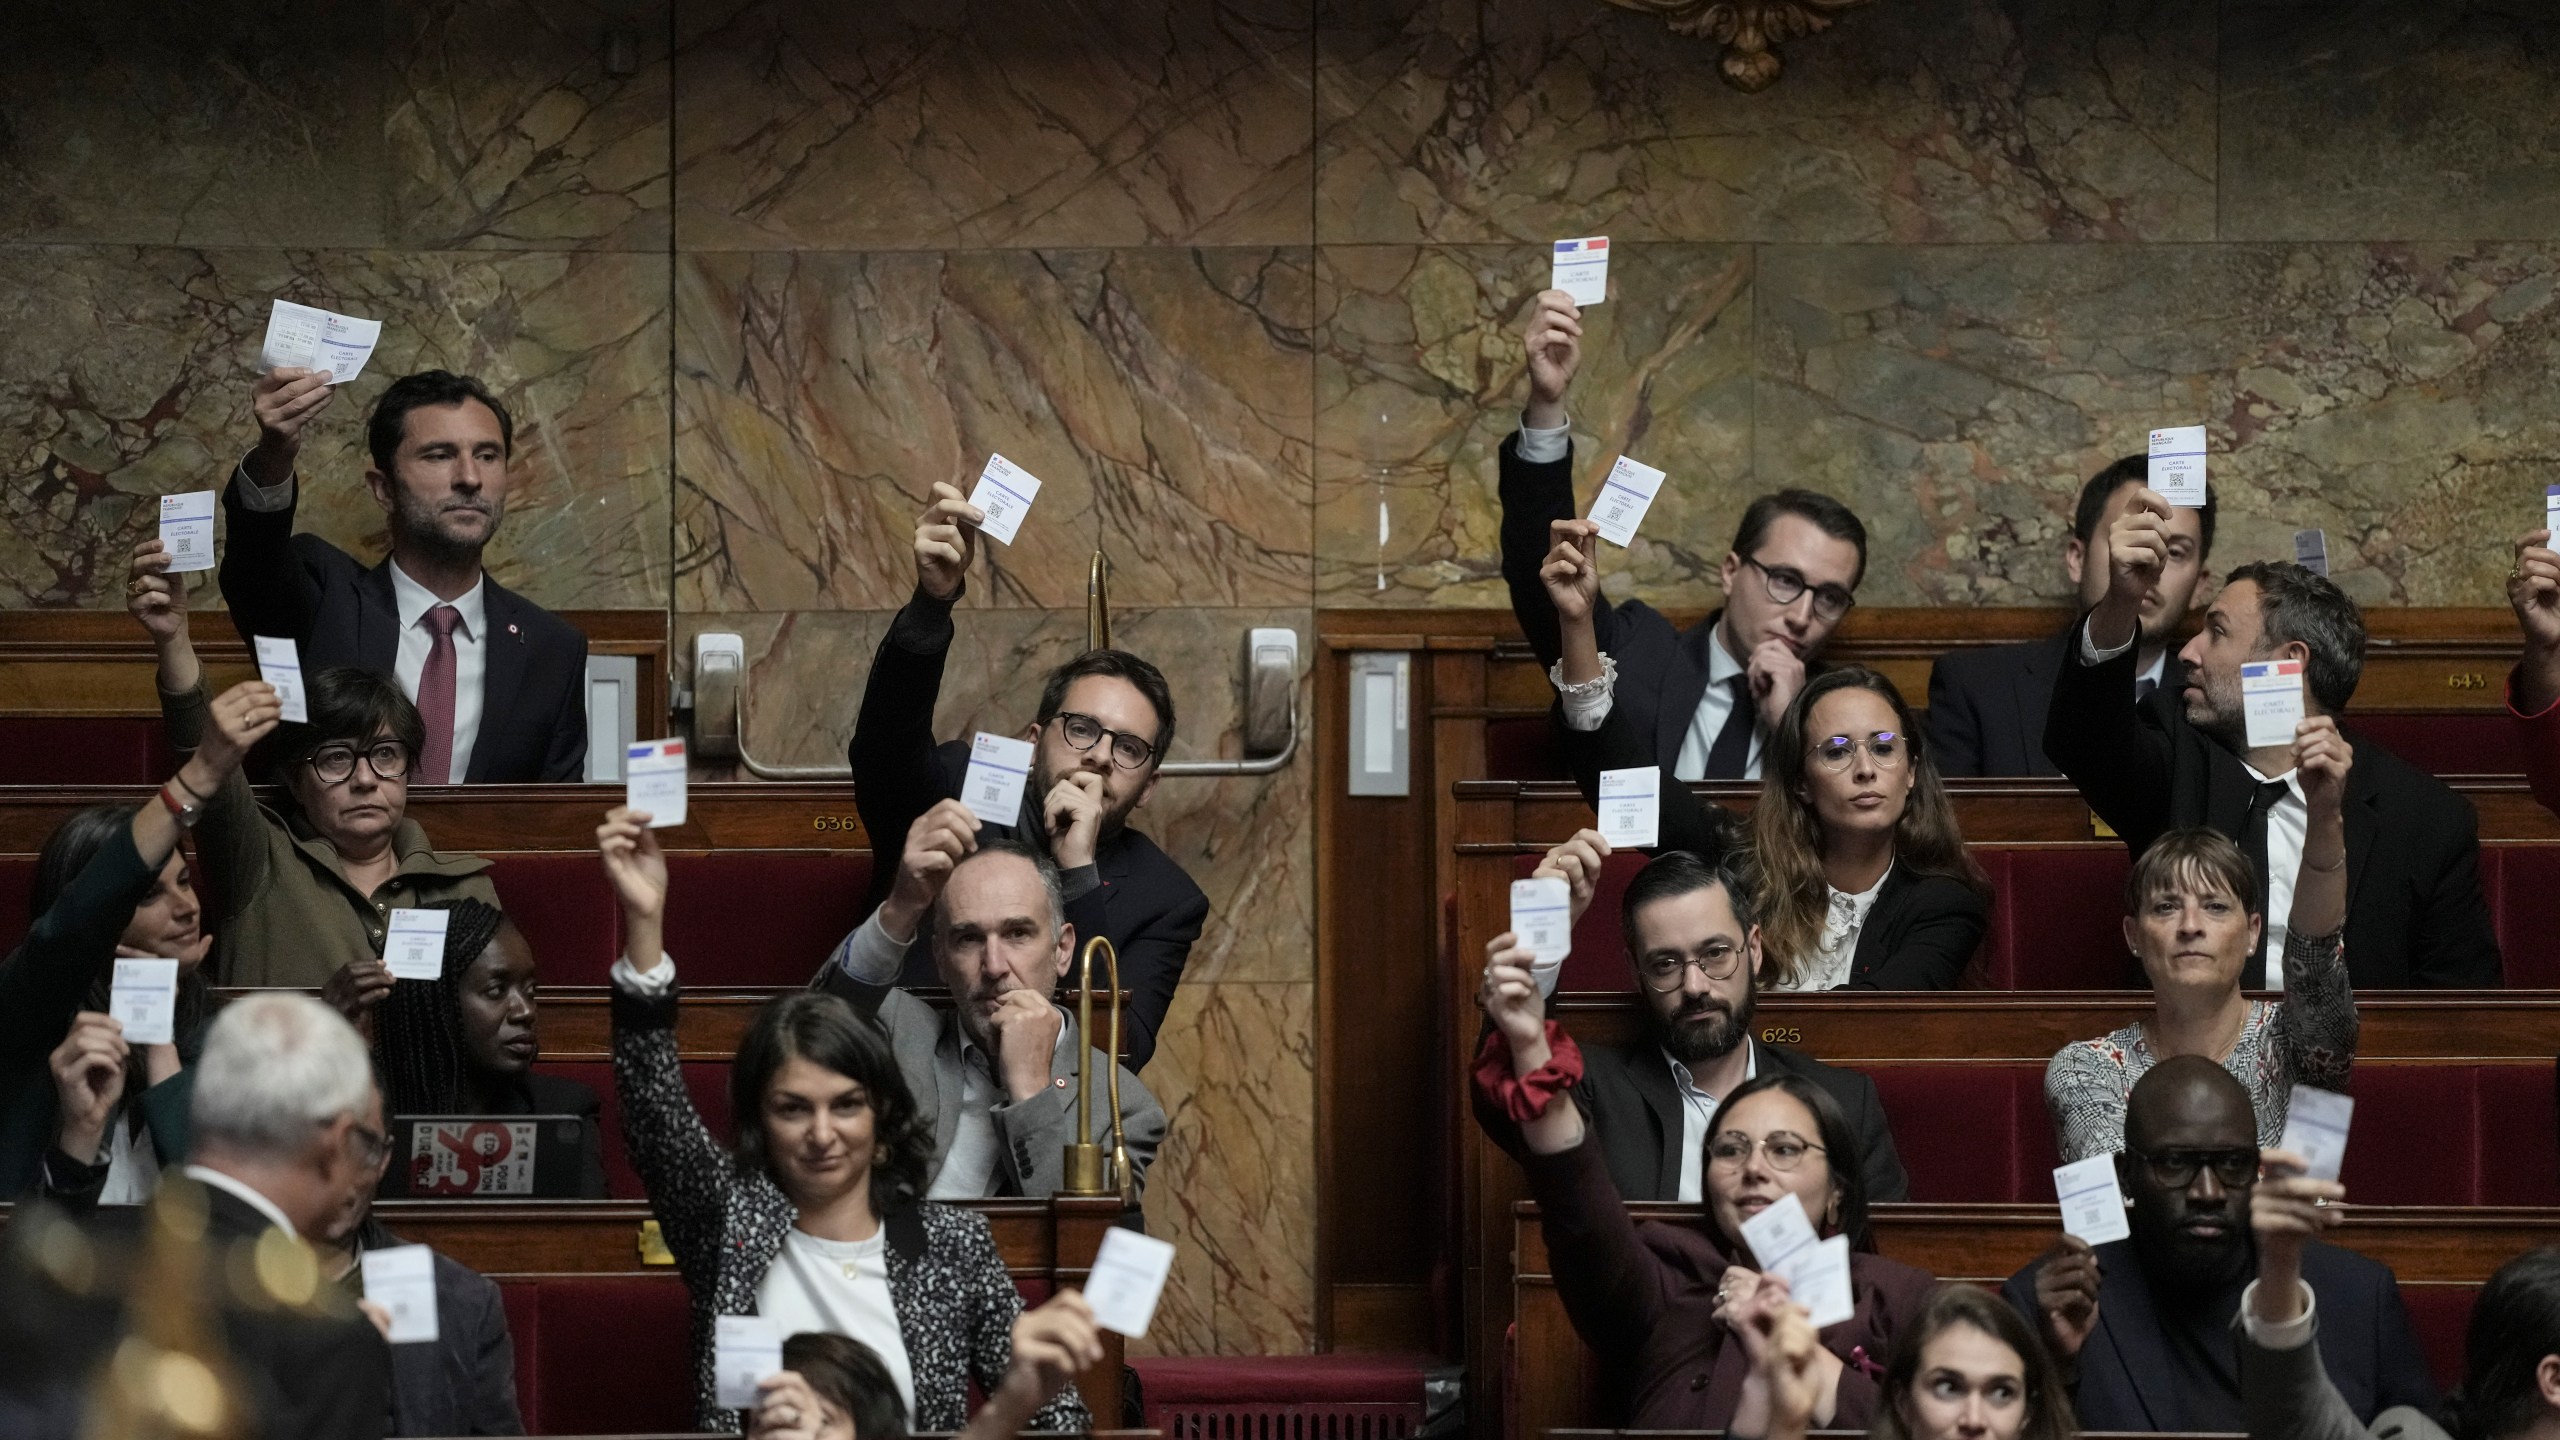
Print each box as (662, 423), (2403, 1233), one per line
(2241, 658), (2307, 749)
(385, 907), (451, 983)
(2294, 528), (2329, 577)
(2148, 425), (2208, 509)
(252, 635), (308, 723)
(159, 491), (216, 574)
(1742, 1194), (1852, 1327)
(260, 299), (384, 385)
(626, 739), (688, 829)
(109, 958), (178, 1047)
(1509, 876), (1572, 975)
(714, 1315), (784, 1410)
(360, 1245), (440, 1344)
(2279, 1084), (2354, 1183)
(1589, 455), (1666, 549)
(2546, 485), (2560, 537)
(961, 732), (1035, 828)
(1551, 236), (1610, 307)
(2053, 1154), (2132, 1246)
(966, 453), (1043, 546)
(1597, 766), (1659, 849)
(1084, 1226), (1179, 1339)
(1739, 1190), (1821, 1271)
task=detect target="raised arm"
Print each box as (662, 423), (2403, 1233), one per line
(217, 368), (337, 644)
(1499, 293), (1590, 671)
(2043, 491), (2184, 851)
(130, 540), (277, 925)
(2276, 719), (2357, 1089)
(850, 482), (980, 910)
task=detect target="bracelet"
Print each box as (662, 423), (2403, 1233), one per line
(168, 769), (211, 804)
(2301, 855), (2345, 873)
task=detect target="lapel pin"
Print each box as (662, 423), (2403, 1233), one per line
(508, 623), (519, 636)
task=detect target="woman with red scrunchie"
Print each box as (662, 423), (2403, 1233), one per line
(1475, 915), (1933, 1433)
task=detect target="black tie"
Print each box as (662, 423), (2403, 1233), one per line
(2240, 778), (2290, 989)
(1704, 675), (1756, 779)
(2135, 676), (2159, 705)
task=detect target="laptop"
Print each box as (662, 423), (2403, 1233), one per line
(380, 1115), (592, 1199)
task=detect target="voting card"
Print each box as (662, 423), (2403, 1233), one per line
(385, 907), (451, 983)
(360, 1245), (440, 1344)
(1597, 766), (1659, 849)
(159, 491), (216, 574)
(2241, 658), (2306, 750)
(2053, 1154), (2132, 1246)
(2293, 528), (2329, 577)
(1551, 237), (1609, 307)
(1771, 1234), (1855, 1330)
(260, 299), (384, 385)
(2279, 1084), (2354, 1183)
(2148, 425), (2208, 509)
(961, 732), (1035, 828)
(966, 453), (1043, 546)
(1589, 455), (1666, 549)
(714, 1315), (783, 1410)
(252, 635), (308, 723)
(2546, 485), (2560, 537)
(1084, 1226), (1179, 1339)
(109, 958), (178, 1047)
(1739, 1190), (1822, 1273)
(626, 738), (688, 830)
(1509, 876), (1573, 975)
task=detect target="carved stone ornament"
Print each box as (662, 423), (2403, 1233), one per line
(1598, 0), (1875, 91)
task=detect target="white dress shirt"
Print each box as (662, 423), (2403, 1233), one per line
(1668, 1043), (1758, 1205)
(1791, 864), (1893, 993)
(759, 1226), (917, 1423)
(183, 1163), (299, 1237)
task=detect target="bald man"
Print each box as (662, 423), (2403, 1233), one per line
(2001, 1056), (2436, 1432)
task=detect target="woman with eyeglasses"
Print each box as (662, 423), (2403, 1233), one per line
(127, 540), (499, 990)
(2046, 713), (2357, 1162)
(1477, 926), (1935, 1430)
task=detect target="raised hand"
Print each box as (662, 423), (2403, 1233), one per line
(2511, 530), (2560, 711)
(596, 807), (669, 924)
(2249, 1147), (2344, 1326)
(249, 367), (337, 484)
(914, 480), (985, 601)
(1540, 520), (1602, 625)
(2031, 1234), (2102, 1359)
(50, 1013), (130, 1165)
(882, 799), (980, 939)
(747, 1372), (827, 1440)
(189, 681), (283, 788)
(1535, 829), (1612, 928)
(2292, 714), (2353, 821)
(1004, 1291), (1106, 1408)
(321, 957), (397, 1028)
(1522, 291), (1584, 430)
(2090, 488), (2174, 650)
(126, 540), (189, 644)
(1477, 934), (1548, 1052)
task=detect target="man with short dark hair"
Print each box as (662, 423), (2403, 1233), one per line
(2046, 486), (2499, 988)
(2005, 1056), (2436, 1433)
(1469, 836), (1908, 1203)
(1928, 456), (2215, 776)
(219, 366), (589, 782)
(842, 481), (1209, 1070)
(1503, 290), (1868, 779)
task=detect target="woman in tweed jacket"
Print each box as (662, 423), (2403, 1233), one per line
(599, 808), (1089, 1434)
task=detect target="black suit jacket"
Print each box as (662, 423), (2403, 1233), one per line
(848, 589), (1209, 1071)
(1477, 1034), (1911, 1204)
(1929, 625), (2189, 778)
(2002, 1238), (2439, 1432)
(2043, 612), (2501, 988)
(218, 479), (589, 783)
(1500, 433), (1755, 774)
(358, 1217), (523, 1437)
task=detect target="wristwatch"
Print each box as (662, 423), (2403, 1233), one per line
(159, 782), (203, 829)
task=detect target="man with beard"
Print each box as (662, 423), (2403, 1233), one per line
(1472, 844), (1907, 1204)
(1927, 455), (2214, 776)
(2046, 488), (2499, 988)
(842, 480), (1208, 1071)
(219, 367), (590, 782)
(2004, 1057), (2436, 1432)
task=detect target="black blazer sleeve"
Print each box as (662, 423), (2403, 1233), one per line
(216, 476), (334, 646)
(849, 588), (967, 910)
(1924, 655), (1989, 779)
(1555, 693), (1740, 856)
(2043, 613), (2176, 852)
(2391, 783), (2502, 989)
(1064, 870), (1206, 1073)
(0, 822), (157, 1062)
(1498, 432), (1579, 673)
(1849, 871), (1987, 991)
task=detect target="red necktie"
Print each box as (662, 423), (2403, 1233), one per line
(417, 604), (464, 784)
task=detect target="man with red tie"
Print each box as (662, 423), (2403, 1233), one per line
(219, 368), (589, 784)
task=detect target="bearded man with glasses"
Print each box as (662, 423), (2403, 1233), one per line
(833, 481), (1209, 1071)
(2004, 1056), (2436, 1434)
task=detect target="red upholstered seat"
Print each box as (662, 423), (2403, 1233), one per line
(2400, 1285), (2480, 1394)
(486, 855), (620, 984)
(1485, 718), (1566, 782)
(0, 717), (168, 784)
(1988, 848), (2139, 990)
(537, 1058), (735, 1199)
(662, 853), (874, 986)
(2479, 845), (2560, 988)
(1133, 1353), (1430, 1403)
(2352, 714), (2528, 780)
(503, 1274), (694, 1434)
(1860, 1064), (2057, 1203)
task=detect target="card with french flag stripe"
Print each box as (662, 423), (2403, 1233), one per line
(1552, 236), (1609, 306)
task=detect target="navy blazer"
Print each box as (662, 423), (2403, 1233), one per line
(218, 480), (588, 783)
(2003, 1237), (2439, 1433)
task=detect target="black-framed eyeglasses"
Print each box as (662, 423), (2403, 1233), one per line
(2130, 1146), (2258, 1189)
(1636, 942), (1748, 991)
(1744, 556), (1856, 622)
(1053, 711), (1157, 770)
(1810, 732), (1907, 772)
(1708, 1130), (1827, 1172)
(307, 741), (412, 785)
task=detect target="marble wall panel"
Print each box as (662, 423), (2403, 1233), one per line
(0, 247), (671, 609)
(1313, 0), (2216, 246)
(2222, 2), (2560, 242)
(675, 249), (1315, 614)
(1315, 243), (1752, 607)
(1756, 243), (2560, 608)
(673, 0), (1317, 251)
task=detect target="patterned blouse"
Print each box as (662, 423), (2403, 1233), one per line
(2046, 926), (2357, 1164)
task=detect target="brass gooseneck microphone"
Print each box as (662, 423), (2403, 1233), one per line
(1061, 935), (1132, 1205)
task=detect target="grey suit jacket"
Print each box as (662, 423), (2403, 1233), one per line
(873, 988), (1167, 1201)
(2235, 1307), (2450, 1440)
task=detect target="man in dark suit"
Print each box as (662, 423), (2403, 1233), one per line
(2007, 1057), (2437, 1432)
(220, 367), (588, 782)
(0, 993), (392, 1440)
(1473, 843), (1910, 1203)
(1499, 288), (1867, 780)
(1928, 455), (2215, 776)
(2046, 486), (2500, 989)
(843, 480), (1208, 1071)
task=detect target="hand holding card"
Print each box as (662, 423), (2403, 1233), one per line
(1083, 1228), (1178, 1338)
(253, 636), (308, 724)
(1509, 876), (1572, 979)
(962, 733), (1035, 827)
(360, 1245), (440, 1344)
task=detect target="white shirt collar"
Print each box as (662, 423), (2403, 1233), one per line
(2239, 759), (2308, 800)
(387, 557), (486, 640)
(182, 1164), (301, 1239)
(1706, 624), (1746, 686)
(1661, 1040), (1759, 1103)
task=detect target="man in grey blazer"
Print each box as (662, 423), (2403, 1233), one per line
(821, 810), (1165, 1201)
